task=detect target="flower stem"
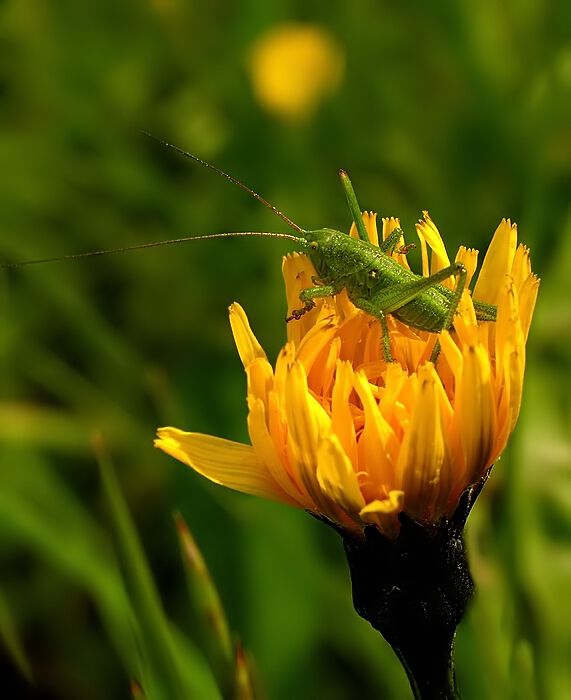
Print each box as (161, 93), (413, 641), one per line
(337, 488), (481, 700)
(393, 635), (457, 699)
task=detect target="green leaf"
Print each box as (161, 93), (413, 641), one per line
(96, 438), (220, 700)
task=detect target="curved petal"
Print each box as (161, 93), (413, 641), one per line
(518, 273), (540, 342)
(353, 370), (394, 491)
(155, 428), (291, 504)
(296, 314), (338, 377)
(416, 211), (451, 281)
(360, 490), (404, 538)
(229, 303), (267, 367)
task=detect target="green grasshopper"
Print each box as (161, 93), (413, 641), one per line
(2, 135), (497, 362)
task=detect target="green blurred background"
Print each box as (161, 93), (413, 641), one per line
(0, 1), (569, 698)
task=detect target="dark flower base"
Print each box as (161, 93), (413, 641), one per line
(316, 476), (489, 699)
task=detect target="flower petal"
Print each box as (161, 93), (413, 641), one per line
(284, 360), (334, 513)
(397, 363), (448, 522)
(510, 244), (532, 291)
(229, 303), (267, 367)
(473, 219), (517, 304)
(454, 344), (497, 485)
(360, 491), (404, 538)
(353, 370), (395, 493)
(416, 211), (451, 281)
(439, 329), (462, 380)
(518, 273), (540, 342)
(494, 276), (526, 445)
(331, 361), (358, 466)
(455, 246), (479, 288)
(297, 314), (338, 378)
(245, 358), (274, 405)
(316, 434), (365, 517)
(247, 397), (308, 506)
(155, 427), (291, 504)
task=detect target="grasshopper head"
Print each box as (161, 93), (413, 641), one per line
(302, 228), (343, 279)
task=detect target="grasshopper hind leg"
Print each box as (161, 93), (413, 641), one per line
(429, 264), (468, 363)
(474, 300), (497, 322)
(378, 311), (393, 363)
(353, 297), (394, 362)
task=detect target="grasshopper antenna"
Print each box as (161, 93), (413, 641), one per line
(140, 131), (304, 234)
(1, 232), (301, 270)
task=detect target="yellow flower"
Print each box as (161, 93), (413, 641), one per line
(248, 23), (344, 120)
(156, 213), (539, 537)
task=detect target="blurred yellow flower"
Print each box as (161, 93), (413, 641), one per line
(248, 23), (344, 120)
(156, 213), (538, 538)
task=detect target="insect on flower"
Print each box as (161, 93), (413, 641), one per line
(119, 138), (537, 537)
(2, 134), (496, 364)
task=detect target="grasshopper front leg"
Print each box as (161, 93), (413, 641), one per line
(380, 227), (416, 259)
(380, 227), (405, 255)
(286, 284), (338, 322)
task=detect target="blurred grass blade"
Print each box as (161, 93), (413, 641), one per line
(0, 586), (33, 684)
(95, 437), (220, 700)
(0, 452), (137, 679)
(174, 512), (233, 691)
(234, 642), (255, 700)
(130, 679), (147, 699)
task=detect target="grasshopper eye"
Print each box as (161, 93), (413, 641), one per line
(368, 270), (378, 279)
(310, 242), (319, 251)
